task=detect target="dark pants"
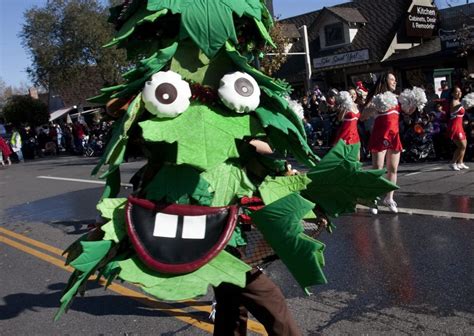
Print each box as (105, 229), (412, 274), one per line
(213, 270), (301, 336)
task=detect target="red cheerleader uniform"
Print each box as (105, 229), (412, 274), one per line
(446, 105), (466, 141)
(333, 110), (360, 145)
(368, 105), (403, 152)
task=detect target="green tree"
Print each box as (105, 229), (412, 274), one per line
(0, 77), (30, 117)
(20, 0), (128, 106)
(3, 95), (49, 126)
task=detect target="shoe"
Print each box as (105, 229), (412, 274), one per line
(449, 163), (460, 171)
(370, 207), (378, 215)
(383, 199), (398, 213)
(458, 163), (470, 170)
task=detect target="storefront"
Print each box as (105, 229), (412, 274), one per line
(277, 0), (445, 92)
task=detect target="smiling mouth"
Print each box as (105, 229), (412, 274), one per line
(125, 196), (238, 274)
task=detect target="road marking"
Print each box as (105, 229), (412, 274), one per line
(403, 165), (443, 177)
(357, 205), (474, 220)
(37, 176), (133, 187)
(0, 227), (64, 255)
(0, 228), (267, 335)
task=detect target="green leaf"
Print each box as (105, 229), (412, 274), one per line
(122, 42), (178, 83)
(302, 141), (399, 217)
(140, 103), (264, 171)
(101, 211), (127, 243)
(250, 193), (327, 290)
(253, 18), (275, 47)
(147, 0), (266, 57)
(117, 251), (251, 301)
(145, 164), (213, 205)
(180, 0), (238, 57)
(104, 5), (157, 48)
(70, 241), (113, 273)
(96, 198), (128, 243)
(255, 106), (318, 167)
(100, 168), (122, 200)
(259, 175), (311, 205)
(97, 198), (127, 220)
(227, 225), (247, 247)
(201, 162), (255, 206)
(220, 0), (262, 19)
(55, 240), (113, 320)
(170, 39), (235, 88)
(92, 94), (144, 177)
(89, 43), (178, 104)
(261, 86), (306, 139)
(225, 42), (287, 94)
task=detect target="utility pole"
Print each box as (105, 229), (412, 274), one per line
(266, 25), (313, 92)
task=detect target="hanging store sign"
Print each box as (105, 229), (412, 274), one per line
(313, 49), (369, 69)
(439, 27), (474, 50)
(405, 5), (438, 38)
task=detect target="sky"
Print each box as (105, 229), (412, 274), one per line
(0, 0), (458, 89)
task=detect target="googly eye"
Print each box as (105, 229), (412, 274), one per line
(142, 71), (192, 118)
(218, 72), (260, 113)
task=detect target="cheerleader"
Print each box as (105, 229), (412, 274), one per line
(362, 72), (401, 213)
(447, 86), (469, 170)
(333, 89), (361, 158)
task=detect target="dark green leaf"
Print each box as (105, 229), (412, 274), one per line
(302, 141), (399, 217)
(250, 193), (326, 291)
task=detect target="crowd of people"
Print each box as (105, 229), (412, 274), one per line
(299, 79), (474, 164)
(0, 117), (113, 165)
(298, 73), (473, 213)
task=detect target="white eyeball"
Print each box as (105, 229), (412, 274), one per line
(218, 72), (260, 113)
(142, 71), (192, 118)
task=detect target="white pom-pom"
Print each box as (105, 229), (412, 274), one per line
(285, 96), (304, 120)
(462, 93), (474, 109)
(398, 89), (417, 115)
(412, 86), (427, 111)
(335, 91), (354, 112)
(372, 91), (398, 112)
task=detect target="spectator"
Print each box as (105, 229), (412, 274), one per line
(10, 126), (24, 163)
(0, 135), (12, 166)
(440, 80), (450, 100)
(0, 117), (6, 137)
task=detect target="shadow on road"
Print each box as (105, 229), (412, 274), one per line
(0, 282), (211, 322)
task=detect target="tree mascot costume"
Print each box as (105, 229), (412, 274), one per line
(56, 1), (397, 334)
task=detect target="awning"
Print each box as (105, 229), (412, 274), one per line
(49, 106), (76, 122)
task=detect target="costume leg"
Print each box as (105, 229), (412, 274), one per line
(241, 271), (302, 336)
(213, 282), (249, 336)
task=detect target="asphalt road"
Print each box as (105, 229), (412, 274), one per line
(0, 156), (473, 335)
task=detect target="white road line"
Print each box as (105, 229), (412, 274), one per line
(37, 176), (133, 187)
(405, 172), (422, 177)
(425, 165), (443, 172)
(357, 205), (474, 220)
(402, 165), (444, 177)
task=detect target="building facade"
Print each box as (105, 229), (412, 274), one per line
(276, 0), (472, 95)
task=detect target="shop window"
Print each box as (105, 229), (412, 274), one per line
(324, 22), (345, 47)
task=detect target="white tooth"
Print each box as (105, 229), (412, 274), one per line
(182, 215), (206, 239)
(153, 213), (178, 238)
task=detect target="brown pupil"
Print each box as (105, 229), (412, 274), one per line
(155, 83), (178, 105)
(234, 78), (254, 97)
